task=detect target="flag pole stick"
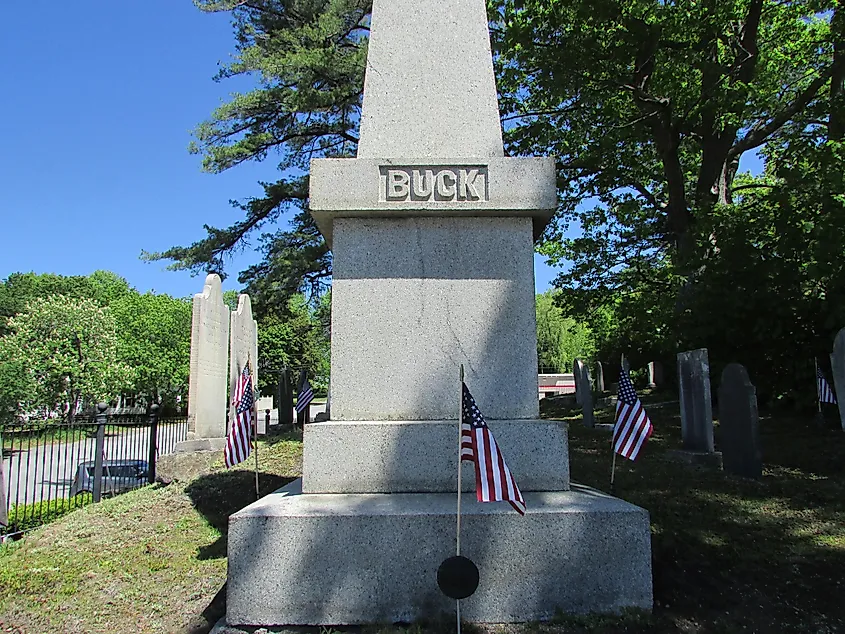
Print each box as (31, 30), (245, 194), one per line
(456, 364), (464, 634)
(610, 450), (617, 496)
(457, 363), (464, 556)
(249, 356), (259, 501)
(814, 357), (824, 426)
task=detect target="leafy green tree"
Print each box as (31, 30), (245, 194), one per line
(0, 296), (133, 421)
(143, 0), (368, 308)
(110, 293), (192, 408)
(535, 291), (594, 373)
(257, 293), (330, 395)
(0, 271), (132, 336)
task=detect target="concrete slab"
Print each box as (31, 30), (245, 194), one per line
(226, 480), (653, 626)
(302, 419), (570, 493)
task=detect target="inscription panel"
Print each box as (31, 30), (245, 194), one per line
(379, 165), (488, 203)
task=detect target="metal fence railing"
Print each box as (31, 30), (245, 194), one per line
(1, 406), (188, 536)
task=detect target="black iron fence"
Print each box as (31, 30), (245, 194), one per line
(0, 405), (188, 536)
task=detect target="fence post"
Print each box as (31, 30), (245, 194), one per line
(92, 403), (108, 503)
(147, 404), (159, 485)
(0, 431), (7, 528)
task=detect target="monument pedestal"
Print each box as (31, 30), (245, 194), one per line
(302, 420), (570, 493)
(226, 481), (652, 626)
(174, 435), (227, 453)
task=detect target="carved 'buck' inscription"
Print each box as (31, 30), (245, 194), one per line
(379, 166), (489, 202)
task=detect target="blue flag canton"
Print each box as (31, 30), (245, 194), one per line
(618, 370), (639, 405)
(462, 384), (487, 429)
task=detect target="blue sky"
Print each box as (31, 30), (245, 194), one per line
(0, 3), (760, 299)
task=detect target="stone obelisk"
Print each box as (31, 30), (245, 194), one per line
(225, 0), (652, 625)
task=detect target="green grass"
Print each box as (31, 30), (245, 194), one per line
(2, 400), (845, 633)
(3, 494), (93, 535)
(0, 437), (303, 634)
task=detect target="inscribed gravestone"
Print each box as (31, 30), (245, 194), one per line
(187, 274), (230, 439)
(230, 294), (260, 433)
(573, 359), (586, 405)
(718, 363), (762, 478)
(581, 364), (594, 427)
(677, 348), (714, 453)
(831, 328), (845, 431)
(596, 361), (605, 393)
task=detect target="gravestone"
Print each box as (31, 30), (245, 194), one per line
(832, 328), (845, 431)
(581, 364), (594, 427)
(573, 359), (586, 405)
(718, 364), (762, 478)
(621, 355), (630, 375)
(647, 362), (657, 388)
(183, 274), (230, 450)
(596, 361), (605, 393)
(230, 294), (261, 434)
(226, 0), (652, 625)
(677, 348), (715, 453)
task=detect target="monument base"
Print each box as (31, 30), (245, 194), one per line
(666, 449), (724, 469)
(174, 437), (228, 453)
(226, 480), (652, 626)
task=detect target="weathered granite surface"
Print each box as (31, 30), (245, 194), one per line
(227, 481), (652, 625)
(187, 274), (229, 440)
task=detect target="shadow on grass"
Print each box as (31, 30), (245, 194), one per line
(559, 401), (845, 633)
(185, 470), (296, 560)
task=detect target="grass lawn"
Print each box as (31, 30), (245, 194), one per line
(2, 405), (845, 633)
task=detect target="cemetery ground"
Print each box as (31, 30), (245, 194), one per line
(1, 399), (844, 633)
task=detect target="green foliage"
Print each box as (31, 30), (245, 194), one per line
(143, 0), (369, 306)
(257, 292), (330, 395)
(0, 271), (131, 336)
(535, 291), (594, 372)
(3, 494), (93, 535)
(0, 296), (133, 419)
(109, 293), (192, 406)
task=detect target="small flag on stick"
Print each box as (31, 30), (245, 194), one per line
(224, 364), (255, 468)
(817, 363), (837, 404)
(613, 367), (654, 461)
(296, 374), (314, 414)
(461, 383), (526, 515)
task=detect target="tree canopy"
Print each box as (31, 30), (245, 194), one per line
(145, 0), (845, 406)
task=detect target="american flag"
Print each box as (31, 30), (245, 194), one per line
(224, 365), (254, 468)
(817, 364), (837, 404)
(613, 368), (653, 461)
(461, 383), (526, 515)
(296, 375), (314, 414)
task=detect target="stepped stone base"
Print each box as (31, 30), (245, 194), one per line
(226, 480), (652, 626)
(303, 420), (570, 493)
(174, 437), (227, 453)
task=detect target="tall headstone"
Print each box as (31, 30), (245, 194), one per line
(621, 355), (631, 375)
(226, 0), (651, 625)
(230, 294), (260, 432)
(718, 364), (762, 478)
(573, 359), (585, 405)
(596, 361), (605, 393)
(677, 348), (715, 453)
(186, 274), (230, 443)
(831, 328), (845, 431)
(581, 364), (594, 427)
(646, 362), (657, 388)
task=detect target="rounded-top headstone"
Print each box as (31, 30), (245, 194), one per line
(437, 555), (479, 600)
